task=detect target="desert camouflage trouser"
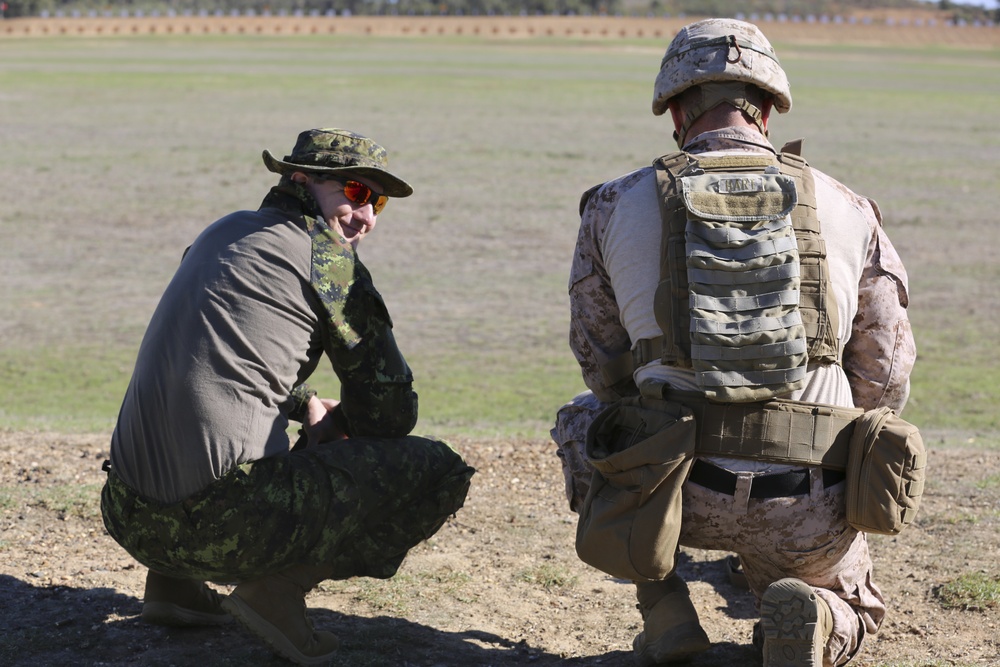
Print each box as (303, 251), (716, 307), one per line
(552, 391), (885, 667)
(101, 436), (474, 583)
(551, 390), (605, 512)
(680, 468), (884, 667)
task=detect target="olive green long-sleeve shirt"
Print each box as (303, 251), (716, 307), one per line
(110, 183), (416, 503)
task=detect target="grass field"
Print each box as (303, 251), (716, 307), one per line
(1, 32), (998, 443)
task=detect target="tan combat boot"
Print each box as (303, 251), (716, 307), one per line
(632, 576), (711, 666)
(141, 570), (232, 627)
(760, 578), (834, 667)
(222, 564), (340, 666)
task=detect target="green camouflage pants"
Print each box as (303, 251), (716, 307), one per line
(101, 436), (474, 582)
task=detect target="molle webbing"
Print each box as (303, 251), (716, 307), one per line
(772, 152), (840, 364)
(657, 150), (839, 367)
(680, 164), (805, 401)
(694, 398), (857, 469)
(640, 384), (860, 470)
(600, 149), (840, 392)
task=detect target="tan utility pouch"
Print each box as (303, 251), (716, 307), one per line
(845, 407), (926, 535)
(575, 396), (696, 582)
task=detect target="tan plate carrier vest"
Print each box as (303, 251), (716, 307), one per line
(601, 144), (840, 402)
(595, 144), (863, 470)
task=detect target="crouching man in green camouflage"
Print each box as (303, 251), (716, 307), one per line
(101, 128), (475, 666)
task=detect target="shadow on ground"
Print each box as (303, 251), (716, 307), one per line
(0, 571), (760, 667)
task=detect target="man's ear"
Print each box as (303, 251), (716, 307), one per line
(667, 100), (684, 136)
(761, 98), (773, 133)
(290, 171), (309, 184)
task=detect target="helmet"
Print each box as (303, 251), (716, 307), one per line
(652, 18), (792, 117)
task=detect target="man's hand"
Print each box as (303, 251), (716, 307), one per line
(303, 395), (349, 447)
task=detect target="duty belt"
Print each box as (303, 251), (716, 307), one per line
(639, 382), (863, 471)
(689, 459), (846, 498)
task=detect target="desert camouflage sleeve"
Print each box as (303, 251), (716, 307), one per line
(568, 176), (643, 403)
(842, 199), (916, 414)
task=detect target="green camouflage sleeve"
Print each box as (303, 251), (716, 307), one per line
(306, 217), (418, 437)
(285, 384), (318, 423)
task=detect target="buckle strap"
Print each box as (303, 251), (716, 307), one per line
(689, 459), (845, 498)
(599, 337), (667, 389)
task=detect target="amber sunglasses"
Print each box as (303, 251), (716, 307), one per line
(319, 178), (388, 215)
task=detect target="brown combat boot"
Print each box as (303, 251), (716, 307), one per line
(222, 564), (339, 666)
(632, 576), (711, 666)
(760, 578), (834, 667)
(141, 570), (232, 627)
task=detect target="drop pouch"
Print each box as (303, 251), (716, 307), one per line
(575, 395), (697, 582)
(845, 407), (926, 535)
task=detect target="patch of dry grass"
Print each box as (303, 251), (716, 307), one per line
(0, 33), (998, 438)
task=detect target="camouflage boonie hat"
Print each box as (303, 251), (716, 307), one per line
(652, 19), (792, 117)
(263, 128), (413, 198)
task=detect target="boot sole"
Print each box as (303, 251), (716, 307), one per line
(222, 595), (338, 666)
(141, 601), (232, 627)
(760, 579), (826, 667)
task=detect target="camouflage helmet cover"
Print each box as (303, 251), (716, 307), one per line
(263, 128), (413, 198)
(652, 19), (792, 117)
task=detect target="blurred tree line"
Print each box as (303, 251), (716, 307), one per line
(2, 0), (996, 22)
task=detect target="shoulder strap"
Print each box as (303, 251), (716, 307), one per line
(777, 150), (840, 363)
(780, 138), (804, 156)
(653, 151), (695, 364)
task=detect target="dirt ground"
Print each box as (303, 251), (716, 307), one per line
(1, 430), (998, 667)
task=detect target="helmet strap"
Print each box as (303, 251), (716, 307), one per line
(675, 82), (767, 148)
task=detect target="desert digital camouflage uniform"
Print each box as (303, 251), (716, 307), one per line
(102, 160), (473, 583)
(552, 126), (915, 665)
